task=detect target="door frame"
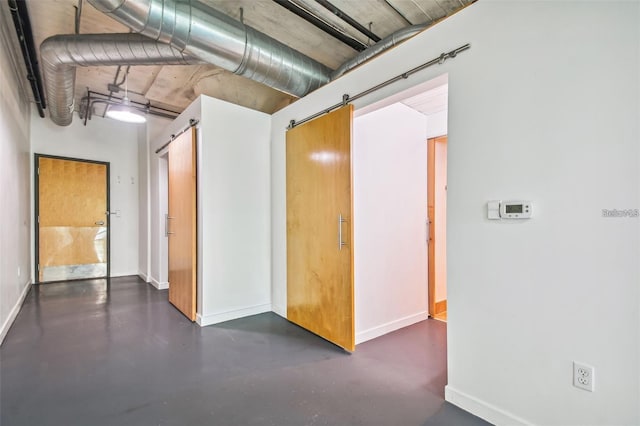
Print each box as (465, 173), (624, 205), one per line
(34, 153), (111, 283)
(427, 136), (447, 317)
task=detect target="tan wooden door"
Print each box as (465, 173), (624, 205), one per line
(286, 106), (354, 351)
(37, 156), (108, 282)
(168, 128), (197, 321)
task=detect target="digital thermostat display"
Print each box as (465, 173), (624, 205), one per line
(505, 204), (523, 214)
(500, 201), (532, 219)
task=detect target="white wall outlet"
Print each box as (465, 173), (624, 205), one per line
(573, 361), (594, 392)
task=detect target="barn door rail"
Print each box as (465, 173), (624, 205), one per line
(155, 119), (199, 154)
(287, 43), (470, 130)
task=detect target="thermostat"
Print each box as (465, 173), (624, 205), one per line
(500, 200), (532, 219)
(487, 200), (533, 220)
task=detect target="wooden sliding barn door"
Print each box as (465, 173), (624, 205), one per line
(286, 106), (355, 351)
(167, 128), (197, 321)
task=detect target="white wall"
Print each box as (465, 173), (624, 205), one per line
(31, 115), (140, 277)
(426, 109), (447, 140)
(353, 103), (428, 344)
(196, 96), (271, 325)
(148, 95), (271, 325)
(271, 1), (639, 425)
(137, 125), (149, 281)
(139, 115), (171, 287)
(0, 15), (32, 345)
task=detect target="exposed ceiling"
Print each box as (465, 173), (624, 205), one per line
(14, 0), (472, 123)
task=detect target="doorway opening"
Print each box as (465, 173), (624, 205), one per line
(34, 154), (110, 283)
(352, 73), (449, 343)
(282, 73), (449, 353)
(428, 135), (447, 322)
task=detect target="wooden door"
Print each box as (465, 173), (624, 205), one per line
(168, 128), (197, 321)
(37, 156), (108, 282)
(286, 106), (354, 351)
(427, 136), (447, 319)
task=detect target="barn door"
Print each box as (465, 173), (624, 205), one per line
(167, 128), (197, 321)
(286, 106), (354, 351)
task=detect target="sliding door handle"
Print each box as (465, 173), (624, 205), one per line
(165, 214), (175, 236)
(95, 221), (105, 226)
(338, 214), (347, 250)
(426, 218), (431, 243)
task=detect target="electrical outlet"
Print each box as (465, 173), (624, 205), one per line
(573, 362), (594, 392)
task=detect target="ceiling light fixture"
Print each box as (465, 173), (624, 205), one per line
(105, 71), (146, 124)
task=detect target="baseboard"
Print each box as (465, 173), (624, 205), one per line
(435, 299), (447, 314)
(138, 271), (150, 283)
(356, 311), (428, 344)
(149, 277), (169, 290)
(445, 385), (532, 426)
(0, 279), (31, 346)
(196, 303), (272, 327)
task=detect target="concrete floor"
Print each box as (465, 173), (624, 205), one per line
(0, 276), (491, 426)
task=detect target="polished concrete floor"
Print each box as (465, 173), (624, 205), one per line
(1, 276), (490, 426)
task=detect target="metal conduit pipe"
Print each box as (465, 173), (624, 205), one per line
(331, 24), (428, 80)
(88, 0), (332, 97)
(41, 33), (202, 126)
(8, 0), (47, 117)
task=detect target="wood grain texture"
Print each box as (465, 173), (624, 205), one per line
(427, 136), (447, 318)
(286, 106), (354, 351)
(168, 128), (197, 322)
(39, 157), (107, 227)
(435, 299), (447, 315)
(38, 157), (107, 281)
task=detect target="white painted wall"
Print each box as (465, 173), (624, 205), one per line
(0, 15), (32, 345)
(353, 103), (428, 344)
(30, 115), (140, 278)
(148, 95), (271, 325)
(271, 1), (639, 425)
(139, 115), (171, 287)
(137, 125), (149, 282)
(196, 96), (271, 325)
(426, 109), (447, 140)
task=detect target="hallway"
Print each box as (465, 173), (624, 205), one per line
(0, 277), (489, 425)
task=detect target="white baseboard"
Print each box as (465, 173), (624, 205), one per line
(0, 280), (31, 346)
(138, 271), (150, 283)
(196, 303), (272, 327)
(356, 311), (428, 344)
(149, 277), (169, 290)
(445, 385), (532, 426)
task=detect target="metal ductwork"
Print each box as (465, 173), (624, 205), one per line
(87, 0), (332, 98)
(41, 33), (201, 126)
(331, 24), (428, 80)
